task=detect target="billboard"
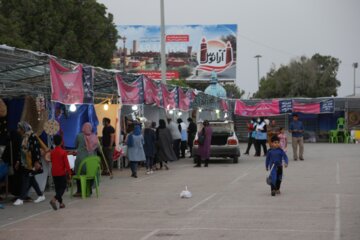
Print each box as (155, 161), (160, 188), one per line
(115, 24), (237, 81)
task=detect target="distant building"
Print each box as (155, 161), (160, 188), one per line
(167, 57), (187, 67)
(133, 40), (138, 54)
(187, 46), (192, 56)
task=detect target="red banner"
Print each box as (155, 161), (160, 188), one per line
(178, 88), (190, 111)
(143, 76), (161, 106)
(138, 70), (179, 80)
(220, 99), (229, 112)
(162, 84), (177, 109)
(234, 100), (281, 117)
(166, 34), (190, 42)
(50, 58), (84, 104)
(293, 101), (320, 114)
(116, 75), (140, 105)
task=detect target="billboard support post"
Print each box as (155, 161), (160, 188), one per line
(160, 0), (166, 84)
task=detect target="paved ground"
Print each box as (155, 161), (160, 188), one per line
(0, 143), (359, 240)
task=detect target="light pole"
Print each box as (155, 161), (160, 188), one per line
(160, 0), (167, 84)
(119, 36), (127, 73)
(254, 55), (262, 89)
(353, 62), (358, 96)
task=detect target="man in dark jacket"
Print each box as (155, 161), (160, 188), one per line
(187, 118), (197, 158)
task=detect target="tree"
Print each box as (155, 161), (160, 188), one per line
(0, 0), (118, 68)
(254, 54), (341, 98)
(177, 66), (192, 79)
(223, 84), (245, 99)
(168, 79), (189, 88)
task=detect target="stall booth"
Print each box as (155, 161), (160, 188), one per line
(0, 45), (123, 196)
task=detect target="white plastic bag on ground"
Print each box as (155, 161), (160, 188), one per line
(180, 186), (192, 198)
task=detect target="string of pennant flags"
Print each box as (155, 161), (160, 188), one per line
(49, 58), (335, 117)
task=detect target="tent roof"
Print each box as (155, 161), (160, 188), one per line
(0, 44), (136, 101)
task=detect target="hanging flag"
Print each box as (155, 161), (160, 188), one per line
(143, 75), (161, 106)
(162, 84), (177, 110)
(178, 87), (190, 111)
(82, 66), (94, 104)
(50, 58), (84, 104)
(116, 75), (143, 105)
(220, 99), (228, 112)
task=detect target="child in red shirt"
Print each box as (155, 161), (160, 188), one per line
(50, 135), (71, 210)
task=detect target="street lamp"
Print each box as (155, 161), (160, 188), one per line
(160, 0), (167, 84)
(119, 36), (127, 73)
(353, 62), (358, 96)
(254, 55), (262, 89)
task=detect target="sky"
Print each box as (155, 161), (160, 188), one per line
(98, 0), (360, 98)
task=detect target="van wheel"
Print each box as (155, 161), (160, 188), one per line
(233, 157), (239, 164)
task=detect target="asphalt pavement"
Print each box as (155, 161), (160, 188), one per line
(0, 143), (359, 240)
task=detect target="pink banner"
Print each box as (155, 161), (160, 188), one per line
(293, 101), (320, 114)
(178, 87), (190, 111)
(143, 76), (161, 106)
(162, 84), (176, 109)
(50, 58), (84, 104)
(116, 75), (140, 105)
(234, 100), (280, 116)
(220, 99), (228, 112)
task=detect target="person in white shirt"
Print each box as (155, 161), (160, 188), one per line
(167, 118), (181, 159)
(177, 118), (188, 158)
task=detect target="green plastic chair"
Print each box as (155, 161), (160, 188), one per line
(329, 130), (338, 143)
(344, 131), (352, 144)
(337, 117), (345, 131)
(71, 156), (101, 199)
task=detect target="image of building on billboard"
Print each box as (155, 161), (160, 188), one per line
(114, 24), (237, 82)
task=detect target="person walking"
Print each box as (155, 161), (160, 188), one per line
(187, 118), (197, 158)
(101, 118), (115, 175)
(267, 119), (280, 144)
(156, 119), (177, 170)
(254, 118), (267, 157)
(49, 135), (71, 210)
(13, 121), (45, 206)
(289, 114), (304, 161)
(73, 122), (99, 197)
(177, 118), (188, 158)
(265, 136), (289, 196)
(244, 118), (256, 155)
(167, 118), (181, 159)
(127, 125), (146, 178)
(278, 127), (288, 152)
(143, 121), (156, 174)
(194, 120), (213, 167)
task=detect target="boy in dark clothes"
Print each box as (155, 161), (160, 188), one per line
(266, 136), (289, 196)
(50, 135), (71, 210)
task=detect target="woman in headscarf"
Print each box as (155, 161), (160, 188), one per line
(13, 121), (45, 206)
(126, 124), (146, 178)
(195, 120), (213, 167)
(254, 117), (268, 157)
(73, 122), (99, 197)
(156, 119), (177, 170)
(143, 121), (156, 175)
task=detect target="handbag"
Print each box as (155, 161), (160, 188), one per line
(198, 128), (205, 145)
(266, 165), (274, 185)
